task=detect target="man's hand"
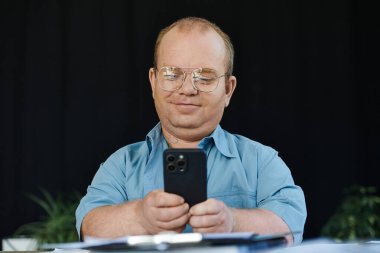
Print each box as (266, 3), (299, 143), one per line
(189, 198), (235, 233)
(138, 190), (190, 234)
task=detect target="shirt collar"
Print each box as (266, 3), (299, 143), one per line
(146, 123), (236, 158)
(146, 122), (164, 154)
(199, 125), (236, 158)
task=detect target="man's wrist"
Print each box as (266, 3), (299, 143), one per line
(127, 199), (151, 235)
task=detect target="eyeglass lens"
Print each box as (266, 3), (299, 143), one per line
(157, 67), (221, 92)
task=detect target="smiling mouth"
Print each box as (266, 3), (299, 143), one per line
(172, 102), (200, 113)
(175, 103), (199, 106)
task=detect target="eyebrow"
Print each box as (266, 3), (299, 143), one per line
(161, 66), (220, 74)
(174, 67), (217, 73)
(200, 68), (217, 73)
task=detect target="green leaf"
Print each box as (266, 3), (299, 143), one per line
(321, 185), (380, 240)
(14, 188), (81, 247)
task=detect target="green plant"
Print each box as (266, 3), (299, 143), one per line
(321, 185), (380, 241)
(14, 188), (81, 246)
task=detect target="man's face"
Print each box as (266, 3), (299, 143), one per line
(149, 27), (236, 139)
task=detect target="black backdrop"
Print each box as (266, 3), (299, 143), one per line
(1, 0), (380, 240)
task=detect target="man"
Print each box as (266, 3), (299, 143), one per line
(76, 17), (307, 245)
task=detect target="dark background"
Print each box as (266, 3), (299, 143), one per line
(1, 0), (379, 241)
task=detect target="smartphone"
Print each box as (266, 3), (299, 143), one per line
(163, 148), (207, 207)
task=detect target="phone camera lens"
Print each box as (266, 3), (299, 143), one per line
(167, 155), (175, 162)
(167, 163), (176, 172)
(177, 159), (186, 167)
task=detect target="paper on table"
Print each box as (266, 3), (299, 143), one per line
(42, 233), (203, 250)
(42, 232), (287, 251)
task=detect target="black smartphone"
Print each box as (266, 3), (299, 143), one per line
(163, 148), (207, 207)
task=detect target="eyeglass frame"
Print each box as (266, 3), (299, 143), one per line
(154, 66), (229, 93)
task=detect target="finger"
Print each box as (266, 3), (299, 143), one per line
(147, 190), (185, 207)
(155, 192), (185, 207)
(154, 203), (189, 222)
(156, 212), (190, 231)
(189, 213), (222, 228)
(190, 199), (222, 215)
(193, 227), (225, 234)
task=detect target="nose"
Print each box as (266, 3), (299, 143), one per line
(178, 72), (198, 94)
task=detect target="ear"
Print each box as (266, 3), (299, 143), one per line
(148, 68), (156, 99)
(224, 75), (237, 108)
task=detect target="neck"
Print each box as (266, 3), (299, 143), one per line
(162, 127), (202, 148)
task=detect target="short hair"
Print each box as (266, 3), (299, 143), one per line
(153, 17), (234, 76)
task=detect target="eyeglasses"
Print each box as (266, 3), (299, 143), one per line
(155, 66), (227, 93)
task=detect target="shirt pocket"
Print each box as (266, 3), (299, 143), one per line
(208, 191), (257, 209)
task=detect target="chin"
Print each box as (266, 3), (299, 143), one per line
(172, 121), (200, 129)
(166, 114), (199, 127)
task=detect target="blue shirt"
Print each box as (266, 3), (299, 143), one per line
(76, 123), (307, 244)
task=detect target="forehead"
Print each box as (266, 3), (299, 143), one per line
(157, 26), (226, 71)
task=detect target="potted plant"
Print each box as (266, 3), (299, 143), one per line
(9, 189), (81, 249)
(321, 185), (380, 241)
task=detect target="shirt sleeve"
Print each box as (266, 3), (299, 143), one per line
(75, 149), (128, 237)
(256, 147), (307, 245)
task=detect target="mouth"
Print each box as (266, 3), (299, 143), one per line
(171, 102), (201, 113)
(175, 102), (199, 106)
